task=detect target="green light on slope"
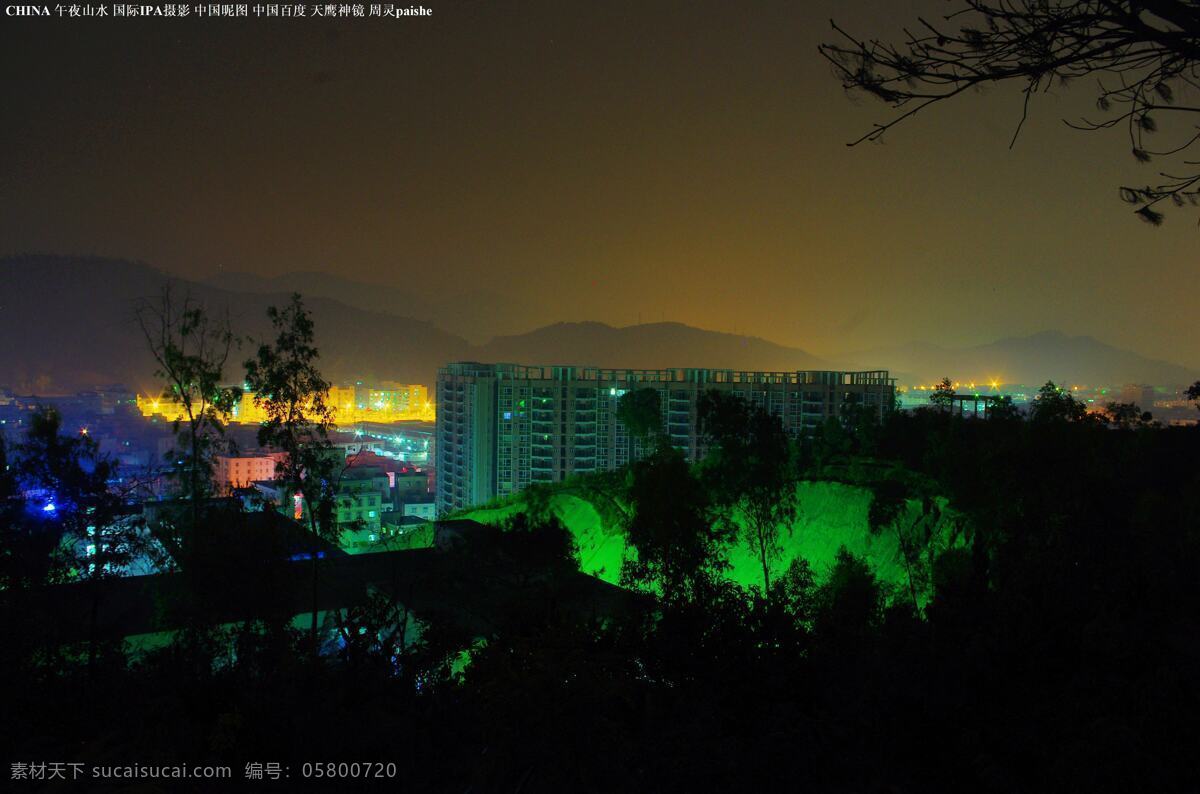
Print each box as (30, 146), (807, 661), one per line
(458, 481), (965, 604)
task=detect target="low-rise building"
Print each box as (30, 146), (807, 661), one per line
(400, 498), (437, 521)
(334, 466), (389, 536)
(253, 465), (387, 542)
(215, 453), (283, 493)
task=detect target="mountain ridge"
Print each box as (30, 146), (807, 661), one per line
(840, 330), (1196, 387)
(0, 255), (469, 394)
(3, 256), (1194, 394)
(476, 320), (830, 372)
(204, 269), (547, 344)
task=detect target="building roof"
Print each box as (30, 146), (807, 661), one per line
(440, 361), (894, 386)
(341, 465), (390, 481)
(4, 521), (640, 642)
(345, 451), (423, 475)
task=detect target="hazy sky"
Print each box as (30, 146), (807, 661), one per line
(2, 0), (1197, 366)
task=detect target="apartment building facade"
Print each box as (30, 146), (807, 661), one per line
(436, 362), (895, 515)
(214, 453), (284, 493)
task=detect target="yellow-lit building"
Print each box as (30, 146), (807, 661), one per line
(368, 383), (429, 415)
(137, 382), (435, 426)
(322, 382), (434, 424)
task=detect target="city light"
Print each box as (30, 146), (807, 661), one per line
(137, 382), (435, 426)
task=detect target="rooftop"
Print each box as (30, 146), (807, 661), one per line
(441, 362), (894, 386)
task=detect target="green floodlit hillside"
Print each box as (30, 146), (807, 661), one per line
(455, 480), (970, 599)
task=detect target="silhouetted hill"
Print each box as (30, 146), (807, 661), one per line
(0, 255), (469, 394)
(840, 331), (1197, 387)
(1, 257), (842, 395)
(475, 321), (832, 372)
(202, 271), (841, 373)
(204, 270), (546, 345)
(12, 257), (1186, 396)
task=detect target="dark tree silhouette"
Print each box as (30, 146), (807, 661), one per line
(988, 393), (1023, 421)
(814, 547), (885, 643)
(1186, 379), (1200, 405)
(621, 445), (730, 603)
(135, 286), (240, 531)
(698, 390), (799, 592)
(1029, 380), (1092, 422)
(17, 409), (141, 674)
(495, 512), (579, 576)
(244, 293), (340, 653)
(866, 479), (927, 609)
(1104, 400), (1155, 427)
(0, 434), (38, 592)
(821, 0), (1200, 224)
(930, 377), (955, 411)
(616, 387), (664, 459)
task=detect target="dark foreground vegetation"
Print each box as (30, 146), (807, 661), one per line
(3, 300), (1199, 792)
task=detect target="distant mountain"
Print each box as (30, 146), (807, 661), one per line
(204, 270), (546, 345)
(840, 331), (1197, 387)
(475, 321), (832, 372)
(1, 257), (843, 395)
(11, 257), (1183, 397)
(0, 255), (469, 394)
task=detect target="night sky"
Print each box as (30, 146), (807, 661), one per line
(2, 0), (1196, 366)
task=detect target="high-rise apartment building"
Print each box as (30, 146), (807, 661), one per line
(436, 362), (895, 515)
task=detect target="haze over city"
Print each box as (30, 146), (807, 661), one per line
(3, 0), (1198, 369)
